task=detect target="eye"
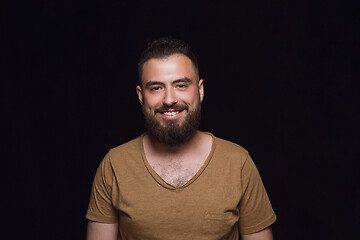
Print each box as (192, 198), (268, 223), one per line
(150, 86), (162, 91)
(176, 84), (187, 89)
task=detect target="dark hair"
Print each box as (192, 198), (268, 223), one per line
(138, 37), (199, 85)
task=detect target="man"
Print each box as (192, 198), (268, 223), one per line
(86, 37), (276, 240)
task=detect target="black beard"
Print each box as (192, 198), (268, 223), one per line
(142, 103), (201, 146)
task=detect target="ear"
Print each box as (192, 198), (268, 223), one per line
(198, 79), (204, 102)
(136, 85), (143, 105)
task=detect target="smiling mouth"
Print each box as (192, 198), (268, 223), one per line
(162, 111), (181, 116)
(156, 105), (188, 117)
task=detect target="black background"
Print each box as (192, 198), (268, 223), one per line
(2, 0), (359, 239)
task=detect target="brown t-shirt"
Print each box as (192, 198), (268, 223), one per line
(86, 133), (276, 239)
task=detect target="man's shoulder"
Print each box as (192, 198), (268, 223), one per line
(107, 134), (143, 158)
(212, 134), (250, 160)
(96, 135), (144, 174)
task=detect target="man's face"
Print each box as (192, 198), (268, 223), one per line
(136, 54), (204, 146)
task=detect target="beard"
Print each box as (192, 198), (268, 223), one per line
(142, 102), (201, 146)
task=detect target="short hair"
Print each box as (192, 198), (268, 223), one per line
(137, 37), (199, 85)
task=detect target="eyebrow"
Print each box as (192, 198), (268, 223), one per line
(173, 77), (192, 84)
(145, 81), (164, 87)
(145, 77), (192, 87)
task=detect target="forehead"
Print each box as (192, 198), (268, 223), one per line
(141, 54), (197, 84)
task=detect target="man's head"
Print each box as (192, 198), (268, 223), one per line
(138, 37), (199, 86)
(136, 37), (204, 146)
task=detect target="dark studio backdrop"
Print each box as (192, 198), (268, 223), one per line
(2, 0), (359, 239)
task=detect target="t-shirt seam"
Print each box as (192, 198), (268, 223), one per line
(141, 132), (216, 191)
(239, 153), (250, 198)
(239, 213), (276, 233)
(86, 210), (119, 223)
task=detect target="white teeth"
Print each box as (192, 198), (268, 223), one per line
(163, 111), (179, 116)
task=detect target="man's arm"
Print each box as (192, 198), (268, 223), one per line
(240, 227), (273, 240)
(86, 221), (118, 240)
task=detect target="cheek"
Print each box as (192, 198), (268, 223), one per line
(143, 94), (162, 109)
(181, 91), (200, 105)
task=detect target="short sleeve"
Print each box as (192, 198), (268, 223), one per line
(86, 153), (119, 223)
(238, 154), (276, 234)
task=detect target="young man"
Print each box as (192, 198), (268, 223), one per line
(86, 37), (276, 240)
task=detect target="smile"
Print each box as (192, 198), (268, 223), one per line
(157, 109), (185, 119)
(163, 111), (180, 116)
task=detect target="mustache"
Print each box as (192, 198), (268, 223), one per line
(155, 104), (188, 113)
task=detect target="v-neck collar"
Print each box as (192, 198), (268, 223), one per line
(138, 132), (216, 190)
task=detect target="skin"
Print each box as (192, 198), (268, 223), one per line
(86, 221), (118, 240)
(241, 227), (274, 240)
(86, 54), (273, 240)
(137, 54), (211, 187)
(136, 54), (204, 134)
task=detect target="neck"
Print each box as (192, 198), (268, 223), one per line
(145, 131), (202, 155)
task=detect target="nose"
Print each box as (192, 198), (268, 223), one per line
(163, 88), (178, 106)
